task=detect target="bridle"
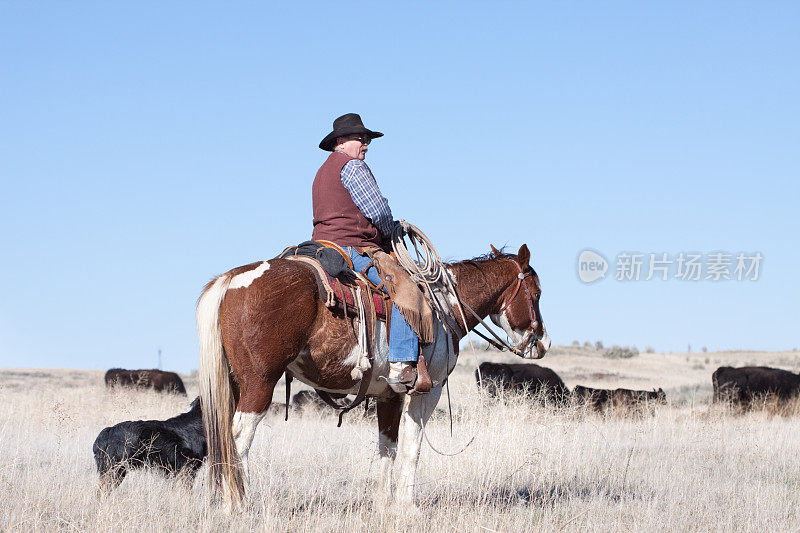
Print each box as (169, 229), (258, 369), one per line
(457, 258), (540, 357)
(498, 260), (538, 322)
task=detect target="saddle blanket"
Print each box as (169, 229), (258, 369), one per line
(323, 270), (388, 320)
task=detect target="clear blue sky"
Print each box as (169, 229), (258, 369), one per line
(2, 3), (798, 372)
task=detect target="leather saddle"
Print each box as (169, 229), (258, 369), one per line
(276, 240), (392, 324)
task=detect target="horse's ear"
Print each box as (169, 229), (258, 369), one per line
(517, 244), (530, 267)
(490, 244), (502, 257)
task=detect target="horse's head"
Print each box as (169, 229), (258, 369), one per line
(488, 244), (551, 359)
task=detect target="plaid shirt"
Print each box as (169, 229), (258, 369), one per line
(338, 154), (396, 236)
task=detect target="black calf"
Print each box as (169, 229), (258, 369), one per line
(93, 397), (206, 490)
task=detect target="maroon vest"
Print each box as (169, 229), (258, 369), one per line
(312, 152), (384, 248)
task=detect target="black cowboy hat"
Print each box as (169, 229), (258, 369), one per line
(319, 113), (383, 151)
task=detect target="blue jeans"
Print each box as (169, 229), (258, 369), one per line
(345, 247), (419, 362)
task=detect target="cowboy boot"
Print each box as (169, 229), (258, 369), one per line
(384, 356), (432, 395)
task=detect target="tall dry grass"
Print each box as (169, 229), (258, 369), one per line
(2, 351), (800, 532)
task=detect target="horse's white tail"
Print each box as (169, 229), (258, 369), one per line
(197, 274), (244, 505)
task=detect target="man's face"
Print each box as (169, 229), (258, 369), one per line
(336, 134), (370, 160)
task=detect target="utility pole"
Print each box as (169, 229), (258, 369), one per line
(158, 348), (162, 370)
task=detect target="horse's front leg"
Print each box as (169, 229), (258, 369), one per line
(395, 386), (443, 506)
(376, 395), (403, 502)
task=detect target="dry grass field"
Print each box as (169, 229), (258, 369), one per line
(2, 347), (800, 532)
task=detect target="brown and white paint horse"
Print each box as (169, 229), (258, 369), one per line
(197, 243), (550, 507)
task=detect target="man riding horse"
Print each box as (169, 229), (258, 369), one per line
(313, 113), (430, 395)
(196, 114), (550, 509)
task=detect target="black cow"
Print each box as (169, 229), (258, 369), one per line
(475, 362), (569, 403)
(573, 385), (666, 410)
(104, 368), (187, 395)
(712, 366), (800, 406)
(93, 398), (205, 491)
(292, 390), (335, 411)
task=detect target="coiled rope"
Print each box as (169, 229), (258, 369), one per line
(392, 221), (521, 356)
(391, 221), (446, 285)
(391, 221), (474, 351)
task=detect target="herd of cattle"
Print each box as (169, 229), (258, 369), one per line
(93, 363), (800, 490)
(475, 362), (667, 409)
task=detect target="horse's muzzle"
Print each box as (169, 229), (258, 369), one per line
(534, 335), (551, 358)
(516, 331), (550, 359)
(528, 332), (551, 359)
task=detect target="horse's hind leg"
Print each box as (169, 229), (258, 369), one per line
(232, 377), (279, 491)
(376, 395), (403, 503)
